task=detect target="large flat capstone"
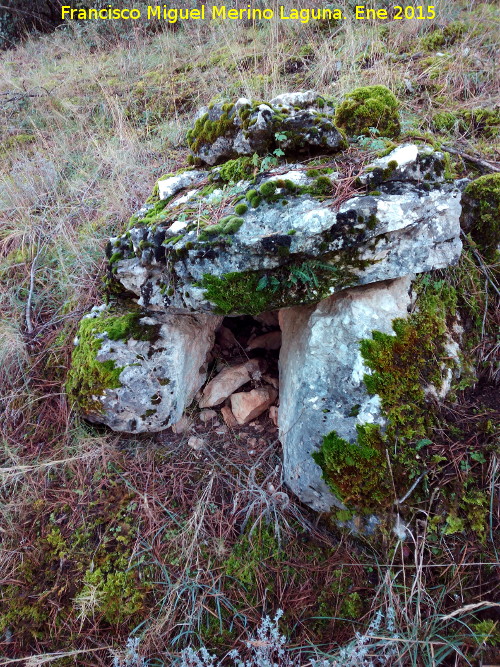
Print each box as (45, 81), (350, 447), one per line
(110, 144), (463, 317)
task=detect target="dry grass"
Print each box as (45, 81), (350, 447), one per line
(0, 1), (499, 664)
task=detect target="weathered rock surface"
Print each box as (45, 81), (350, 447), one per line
(278, 276), (414, 512)
(187, 91), (344, 165)
(111, 144), (463, 318)
(198, 359), (261, 408)
(230, 387), (278, 425)
(68, 306), (221, 433)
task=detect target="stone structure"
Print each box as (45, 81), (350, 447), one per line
(68, 92), (466, 511)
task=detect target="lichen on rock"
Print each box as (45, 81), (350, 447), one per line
(111, 144), (463, 317)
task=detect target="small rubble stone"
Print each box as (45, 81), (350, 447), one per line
(247, 331), (282, 351)
(230, 387), (278, 425)
(187, 436), (205, 451)
(199, 409), (217, 423)
(269, 405), (279, 426)
(172, 415), (192, 434)
(221, 406), (238, 427)
(199, 359), (261, 408)
(216, 325), (239, 351)
(263, 374), (279, 390)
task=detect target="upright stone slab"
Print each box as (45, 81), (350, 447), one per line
(278, 276), (414, 512)
(67, 306), (222, 433)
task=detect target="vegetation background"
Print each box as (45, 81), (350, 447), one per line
(0, 0), (499, 664)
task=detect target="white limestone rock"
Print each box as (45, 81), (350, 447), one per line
(69, 307), (222, 433)
(278, 276), (414, 512)
(157, 170), (208, 200)
(112, 145), (463, 316)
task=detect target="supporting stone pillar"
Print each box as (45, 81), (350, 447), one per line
(278, 275), (414, 512)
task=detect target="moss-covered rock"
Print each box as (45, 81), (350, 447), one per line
(66, 309), (154, 415)
(66, 306), (221, 432)
(187, 92), (345, 165)
(313, 424), (391, 511)
(334, 85), (401, 138)
(460, 173), (500, 261)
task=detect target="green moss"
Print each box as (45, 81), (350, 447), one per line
(307, 167), (333, 178)
(128, 198), (169, 229)
(340, 592), (364, 620)
(219, 156), (254, 183)
(109, 251), (123, 264)
(249, 194), (262, 208)
(80, 553), (146, 625)
(360, 278), (457, 443)
(314, 278), (461, 512)
(459, 108), (500, 139)
(433, 109), (500, 138)
(165, 234), (184, 245)
(313, 175), (333, 195)
(200, 272), (273, 315)
(198, 215), (244, 241)
(0, 488), (149, 644)
(234, 203), (248, 215)
(472, 620), (500, 647)
(433, 111), (457, 132)
(421, 21), (466, 51)
(334, 85), (401, 139)
(259, 181), (277, 197)
(313, 424), (391, 510)
(245, 188), (258, 202)
(225, 525), (281, 590)
(200, 256), (362, 315)
(461, 174), (500, 260)
(66, 311), (160, 415)
(187, 107), (236, 154)
(0, 133), (36, 154)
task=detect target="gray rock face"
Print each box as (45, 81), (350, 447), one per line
(111, 145), (463, 317)
(278, 276), (413, 512)
(72, 306), (221, 433)
(187, 91), (344, 165)
(158, 169), (208, 200)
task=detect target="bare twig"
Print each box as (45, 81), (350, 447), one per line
(461, 231), (500, 297)
(395, 470), (428, 506)
(25, 247), (42, 335)
(441, 145), (500, 173)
